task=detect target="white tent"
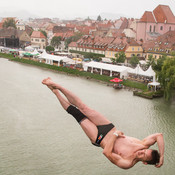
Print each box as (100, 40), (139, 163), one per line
(144, 66), (156, 80)
(128, 65), (156, 79)
(25, 46), (34, 52)
(139, 60), (147, 65)
(31, 49), (40, 56)
(128, 64), (145, 76)
(39, 50), (70, 65)
(148, 81), (160, 91)
(83, 61), (129, 78)
(102, 57), (112, 63)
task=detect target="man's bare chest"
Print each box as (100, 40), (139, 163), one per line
(113, 137), (143, 158)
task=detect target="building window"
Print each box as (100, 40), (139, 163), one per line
(154, 26), (156, 32)
(132, 47), (134, 51)
(41, 39), (45, 42)
(160, 26), (163, 30)
(169, 26), (171, 31)
(149, 25), (152, 32)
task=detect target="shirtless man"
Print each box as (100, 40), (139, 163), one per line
(42, 77), (164, 169)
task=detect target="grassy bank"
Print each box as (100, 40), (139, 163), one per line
(133, 90), (164, 99)
(0, 53), (148, 90)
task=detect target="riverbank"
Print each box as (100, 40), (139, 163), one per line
(0, 53), (163, 99)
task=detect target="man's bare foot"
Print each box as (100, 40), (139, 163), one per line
(42, 77), (61, 90)
(42, 77), (52, 86)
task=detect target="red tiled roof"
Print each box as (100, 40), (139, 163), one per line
(54, 31), (74, 39)
(142, 31), (175, 51)
(0, 22), (3, 29)
(153, 5), (175, 24)
(140, 5), (175, 24)
(66, 23), (76, 28)
(68, 42), (77, 47)
(54, 33), (64, 37)
(31, 31), (46, 38)
(140, 11), (155, 23)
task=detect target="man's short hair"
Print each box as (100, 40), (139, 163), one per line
(146, 149), (160, 165)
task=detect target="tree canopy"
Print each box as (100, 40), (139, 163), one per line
(39, 30), (47, 38)
(65, 33), (82, 49)
(146, 54), (156, 68)
(115, 52), (126, 63)
(3, 18), (16, 29)
(46, 45), (54, 52)
(51, 36), (61, 48)
(129, 55), (139, 67)
(158, 57), (175, 101)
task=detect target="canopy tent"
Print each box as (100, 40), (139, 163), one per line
(9, 49), (19, 52)
(83, 61), (129, 78)
(139, 60), (147, 65)
(102, 57), (112, 63)
(31, 49), (40, 56)
(25, 46), (34, 52)
(23, 52), (33, 56)
(128, 64), (145, 75)
(128, 65), (156, 78)
(39, 50), (70, 65)
(147, 81), (160, 91)
(110, 78), (123, 83)
(144, 66), (156, 81)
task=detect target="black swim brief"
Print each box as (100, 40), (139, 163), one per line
(92, 123), (115, 147)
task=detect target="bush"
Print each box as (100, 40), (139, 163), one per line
(69, 50), (105, 59)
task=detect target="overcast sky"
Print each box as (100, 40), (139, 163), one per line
(0, 0), (175, 19)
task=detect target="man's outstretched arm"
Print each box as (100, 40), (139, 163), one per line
(142, 133), (164, 167)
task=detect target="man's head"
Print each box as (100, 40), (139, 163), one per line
(137, 149), (160, 165)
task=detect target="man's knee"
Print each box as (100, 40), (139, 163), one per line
(67, 105), (87, 123)
(79, 104), (90, 115)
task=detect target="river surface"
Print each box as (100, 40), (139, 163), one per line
(0, 58), (175, 175)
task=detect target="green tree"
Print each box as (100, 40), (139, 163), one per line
(51, 36), (61, 48)
(3, 18), (16, 29)
(129, 55), (139, 67)
(146, 54), (156, 68)
(65, 33), (82, 49)
(170, 51), (175, 56)
(39, 30), (47, 38)
(111, 58), (117, 64)
(46, 45), (54, 52)
(153, 55), (166, 72)
(115, 52), (126, 63)
(97, 15), (102, 21)
(158, 57), (175, 100)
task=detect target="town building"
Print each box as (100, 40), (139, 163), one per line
(136, 5), (175, 42)
(0, 28), (30, 48)
(31, 31), (47, 49)
(142, 30), (175, 59)
(75, 35), (115, 55)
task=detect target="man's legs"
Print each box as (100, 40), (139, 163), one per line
(42, 77), (111, 126)
(46, 84), (98, 143)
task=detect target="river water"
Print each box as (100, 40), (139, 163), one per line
(0, 58), (175, 175)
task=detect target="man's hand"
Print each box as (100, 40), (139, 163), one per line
(114, 130), (125, 138)
(155, 156), (164, 168)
